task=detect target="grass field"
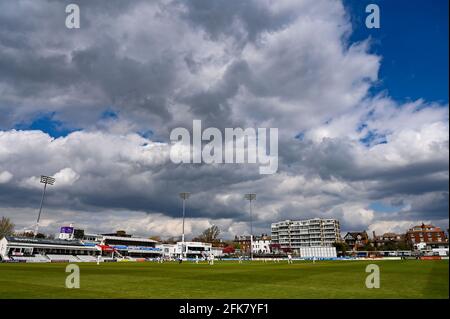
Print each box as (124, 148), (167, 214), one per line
(0, 260), (448, 299)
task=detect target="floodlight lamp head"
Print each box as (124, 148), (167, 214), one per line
(179, 192), (190, 200)
(40, 175), (56, 185)
(244, 193), (256, 201)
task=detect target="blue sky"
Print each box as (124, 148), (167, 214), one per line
(344, 0), (449, 218)
(14, 112), (80, 138)
(345, 0), (449, 104)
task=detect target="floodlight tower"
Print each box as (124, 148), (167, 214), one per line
(35, 175), (56, 237)
(244, 193), (256, 260)
(179, 192), (190, 259)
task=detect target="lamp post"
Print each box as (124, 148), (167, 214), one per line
(179, 192), (190, 259)
(244, 193), (256, 260)
(35, 175), (55, 237)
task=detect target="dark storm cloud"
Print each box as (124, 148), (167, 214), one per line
(366, 192), (449, 224)
(0, 0), (174, 129)
(284, 137), (448, 188)
(406, 192), (449, 219)
(179, 60), (251, 128)
(0, 50), (75, 94)
(0, 184), (42, 209)
(71, 42), (175, 121)
(74, 162), (264, 220)
(175, 0), (297, 43)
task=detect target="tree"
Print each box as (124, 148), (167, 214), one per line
(115, 230), (128, 237)
(379, 240), (411, 251)
(360, 242), (376, 251)
(149, 236), (161, 242)
(163, 236), (181, 244)
(16, 231), (34, 238)
(223, 246), (235, 254)
(398, 241), (412, 251)
(0, 217), (14, 239)
(381, 241), (397, 251)
(197, 225), (221, 243)
(16, 231), (45, 239)
(333, 242), (349, 255)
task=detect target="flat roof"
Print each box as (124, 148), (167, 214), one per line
(177, 241), (212, 246)
(4, 236), (85, 247)
(102, 235), (158, 243)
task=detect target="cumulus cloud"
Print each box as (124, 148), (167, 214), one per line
(0, 170), (13, 183)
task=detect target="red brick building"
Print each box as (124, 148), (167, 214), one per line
(406, 224), (447, 246)
(233, 235), (251, 253)
(234, 234), (270, 253)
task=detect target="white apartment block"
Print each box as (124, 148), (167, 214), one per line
(271, 218), (341, 252)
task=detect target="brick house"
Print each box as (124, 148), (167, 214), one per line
(406, 224), (447, 247)
(344, 231), (369, 250)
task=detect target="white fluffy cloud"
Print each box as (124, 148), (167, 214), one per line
(0, 170), (13, 183)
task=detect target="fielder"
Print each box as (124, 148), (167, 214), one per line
(287, 254), (293, 264)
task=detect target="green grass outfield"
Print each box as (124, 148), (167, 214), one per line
(0, 260), (448, 299)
